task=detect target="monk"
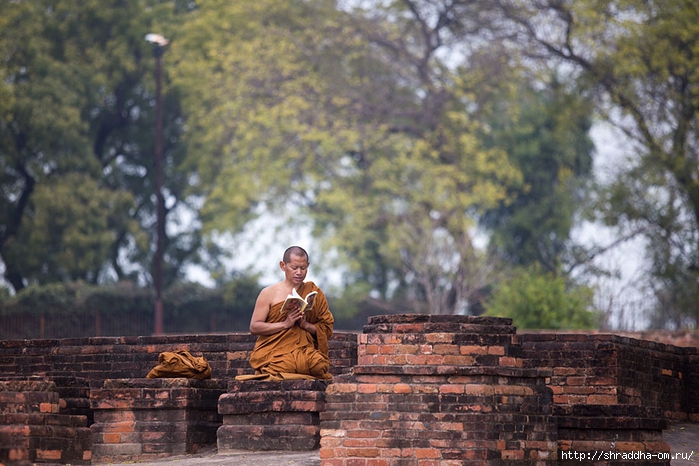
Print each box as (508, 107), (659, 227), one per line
(236, 246), (334, 381)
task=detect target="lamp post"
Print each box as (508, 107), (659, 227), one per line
(145, 33), (169, 335)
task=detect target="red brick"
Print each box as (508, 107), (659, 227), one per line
(396, 344), (419, 354)
(347, 430), (381, 438)
(487, 346), (505, 355)
(433, 344), (459, 355)
(393, 384), (411, 394)
(460, 345), (487, 355)
(365, 459), (390, 466)
(345, 459), (367, 466)
(36, 449), (61, 460)
(464, 384), (494, 396)
(405, 355), (429, 365)
(586, 394), (617, 404)
(425, 333), (453, 343)
(357, 356), (373, 365)
(344, 439), (376, 447)
(501, 450), (524, 460)
(39, 402), (55, 413)
(439, 385), (464, 394)
(499, 356), (518, 366)
(414, 448), (440, 459)
(357, 384), (377, 394)
(385, 355), (408, 365)
(103, 433), (122, 443)
(320, 448), (338, 459)
(566, 376), (586, 386)
(442, 355), (475, 365)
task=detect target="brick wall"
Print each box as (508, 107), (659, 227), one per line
(320, 315), (558, 465)
(218, 379), (329, 452)
(0, 331), (357, 464)
(89, 378), (225, 464)
(0, 380), (91, 464)
(0, 332), (357, 418)
(519, 333), (698, 421)
(1, 320), (698, 465)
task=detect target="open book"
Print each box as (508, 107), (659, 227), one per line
(280, 288), (318, 315)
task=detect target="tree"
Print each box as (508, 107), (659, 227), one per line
(479, 77), (595, 273)
(484, 264), (598, 329)
(171, 0), (523, 315)
(2, 173), (135, 283)
(0, 0), (95, 290)
(0, 0), (197, 292)
(495, 1), (699, 327)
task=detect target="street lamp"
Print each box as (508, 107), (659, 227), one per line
(145, 33), (169, 335)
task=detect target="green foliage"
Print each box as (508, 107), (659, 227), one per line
(505, 0), (699, 327)
(222, 273), (263, 310)
(5, 0), (699, 330)
(479, 77), (594, 272)
(484, 266), (599, 330)
(4, 173), (137, 283)
(171, 0), (524, 314)
(0, 0), (193, 292)
(326, 281), (376, 322)
(0, 279), (259, 339)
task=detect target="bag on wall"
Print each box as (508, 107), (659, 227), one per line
(146, 350), (212, 379)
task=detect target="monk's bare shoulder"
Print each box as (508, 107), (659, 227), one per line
(258, 281), (290, 307)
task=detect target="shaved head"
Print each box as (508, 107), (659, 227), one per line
(283, 246), (309, 264)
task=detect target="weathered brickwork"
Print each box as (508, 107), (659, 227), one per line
(320, 315), (558, 466)
(555, 405), (669, 466)
(89, 378), (225, 464)
(519, 333), (698, 465)
(519, 333), (698, 421)
(218, 379), (328, 451)
(688, 352), (699, 421)
(0, 332), (357, 464)
(0, 380), (91, 465)
(0, 332), (356, 415)
(0, 321), (697, 465)
(0, 331), (357, 376)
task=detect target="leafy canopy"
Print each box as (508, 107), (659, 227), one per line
(484, 265), (599, 330)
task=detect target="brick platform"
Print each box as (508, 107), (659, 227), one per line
(520, 333), (699, 420)
(89, 378), (225, 464)
(218, 379), (329, 452)
(320, 314), (558, 465)
(0, 380), (91, 465)
(0, 321), (697, 465)
(520, 334), (685, 465)
(556, 405), (669, 466)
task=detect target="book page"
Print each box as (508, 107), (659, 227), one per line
(281, 288), (305, 314)
(305, 291), (317, 310)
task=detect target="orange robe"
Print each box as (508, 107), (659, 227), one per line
(238, 281), (334, 381)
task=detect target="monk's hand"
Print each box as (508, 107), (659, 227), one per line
(297, 313), (317, 335)
(297, 312), (308, 330)
(285, 307), (304, 328)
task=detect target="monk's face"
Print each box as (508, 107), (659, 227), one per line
(281, 253), (309, 285)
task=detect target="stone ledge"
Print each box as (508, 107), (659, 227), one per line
(90, 377), (225, 464)
(350, 363), (550, 378)
(0, 380), (91, 465)
(218, 380), (329, 452)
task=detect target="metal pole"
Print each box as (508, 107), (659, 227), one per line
(154, 45), (165, 335)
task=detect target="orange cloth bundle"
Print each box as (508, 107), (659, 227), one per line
(146, 350), (212, 379)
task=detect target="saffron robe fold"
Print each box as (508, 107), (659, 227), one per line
(237, 281), (334, 381)
(146, 350), (212, 379)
